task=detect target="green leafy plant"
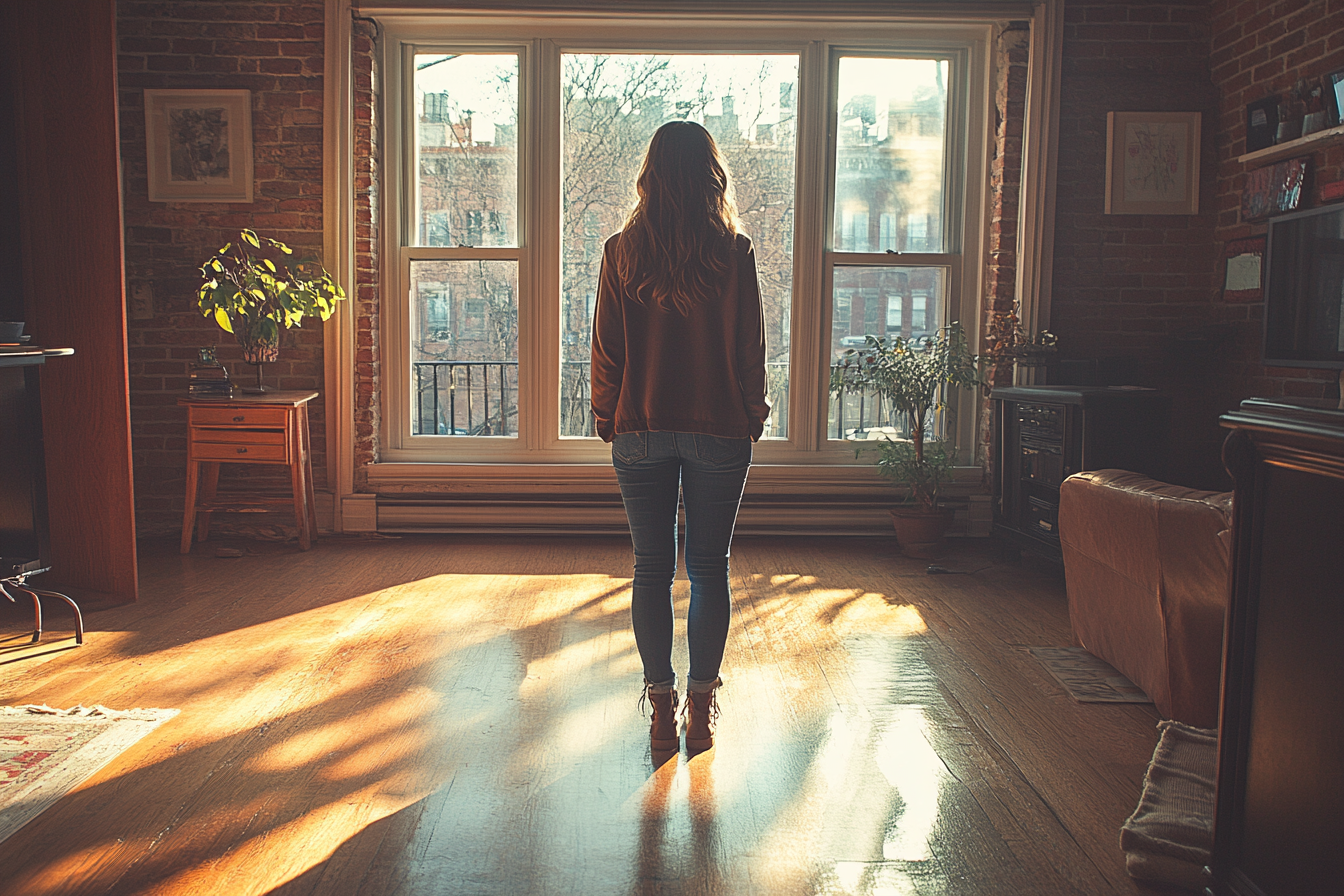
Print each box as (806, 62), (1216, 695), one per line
(830, 322), (983, 512)
(197, 230), (346, 358)
(866, 437), (956, 510)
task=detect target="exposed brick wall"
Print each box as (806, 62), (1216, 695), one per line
(117, 0), (328, 535)
(1051, 1), (1229, 489)
(1209, 0), (1344, 402)
(979, 21), (1030, 471)
(352, 16), (380, 489)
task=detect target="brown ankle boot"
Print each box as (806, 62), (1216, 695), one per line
(645, 688), (680, 751)
(684, 689), (719, 752)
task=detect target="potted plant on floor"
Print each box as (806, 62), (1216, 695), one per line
(830, 321), (983, 558)
(197, 230), (347, 393)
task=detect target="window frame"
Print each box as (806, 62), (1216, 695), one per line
(376, 12), (993, 468)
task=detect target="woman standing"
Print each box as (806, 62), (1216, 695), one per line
(591, 120), (770, 754)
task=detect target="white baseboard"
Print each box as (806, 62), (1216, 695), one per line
(340, 493), (379, 532)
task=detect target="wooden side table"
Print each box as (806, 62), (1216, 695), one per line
(179, 391), (319, 554)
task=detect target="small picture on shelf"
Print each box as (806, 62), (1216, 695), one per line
(1241, 157), (1309, 223)
(1329, 70), (1344, 127)
(1300, 80), (1328, 137)
(1245, 95), (1278, 152)
(1222, 236), (1265, 303)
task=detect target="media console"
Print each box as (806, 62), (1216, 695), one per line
(991, 385), (1169, 562)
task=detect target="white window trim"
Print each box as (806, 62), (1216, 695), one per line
(322, 3), (1064, 520)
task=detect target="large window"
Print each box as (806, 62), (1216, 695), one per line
(381, 17), (988, 465)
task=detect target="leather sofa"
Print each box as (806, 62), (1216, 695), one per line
(1057, 470), (1233, 728)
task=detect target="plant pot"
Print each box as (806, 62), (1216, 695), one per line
(888, 506), (955, 559)
(240, 338), (280, 365)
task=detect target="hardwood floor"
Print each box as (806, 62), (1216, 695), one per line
(0, 534), (1163, 895)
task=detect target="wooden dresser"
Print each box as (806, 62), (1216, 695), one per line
(179, 391), (318, 554)
(1208, 398), (1344, 895)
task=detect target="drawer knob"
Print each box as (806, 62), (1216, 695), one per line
(236, 447), (248, 454)
(233, 415), (245, 422)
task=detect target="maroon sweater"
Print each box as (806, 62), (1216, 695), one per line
(590, 232), (771, 442)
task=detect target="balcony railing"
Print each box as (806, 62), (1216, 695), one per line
(412, 359), (918, 440)
(413, 361), (518, 435)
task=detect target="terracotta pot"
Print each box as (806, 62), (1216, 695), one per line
(888, 506), (955, 559)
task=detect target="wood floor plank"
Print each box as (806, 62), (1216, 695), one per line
(0, 534), (1165, 895)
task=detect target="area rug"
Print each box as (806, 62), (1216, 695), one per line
(1120, 719), (1218, 892)
(1029, 646), (1152, 704)
(0, 704), (179, 844)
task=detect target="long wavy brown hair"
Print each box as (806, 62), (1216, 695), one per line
(615, 120), (741, 315)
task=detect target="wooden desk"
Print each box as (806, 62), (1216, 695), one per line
(179, 391), (318, 554)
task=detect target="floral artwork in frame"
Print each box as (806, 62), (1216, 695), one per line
(1105, 112), (1201, 215)
(144, 89), (253, 203)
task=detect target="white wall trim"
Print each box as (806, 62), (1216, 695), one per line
(324, 0), (357, 531)
(1017, 0), (1064, 338)
(341, 493), (380, 531)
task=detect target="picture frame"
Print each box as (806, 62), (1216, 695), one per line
(1328, 70), (1344, 127)
(1245, 95), (1278, 152)
(1240, 157), (1309, 223)
(144, 89), (253, 203)
(1221, 236), (1265, 303)
(1105, 111), (1201, 215)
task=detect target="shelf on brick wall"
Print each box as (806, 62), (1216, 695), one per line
(1237, 123), (1344, 166)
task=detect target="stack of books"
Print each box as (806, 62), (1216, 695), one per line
(188, 361), (232, 399)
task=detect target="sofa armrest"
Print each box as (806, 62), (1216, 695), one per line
(1058, 470), (1233, 727)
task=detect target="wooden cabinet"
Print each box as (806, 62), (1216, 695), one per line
(1208, 398), (1344, 895)
(991, 386), (1168, 561)
(7, 0), (137, 602)
(179, 392), (319, 554)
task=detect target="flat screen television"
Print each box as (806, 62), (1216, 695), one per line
(1263, 202), (1344, 370)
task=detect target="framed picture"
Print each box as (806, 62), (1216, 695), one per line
(144, 89), (253, 203)
(1328, 70), (1344, 127)
(1105, 112), (1201, 215)
(1222, 236), (1265, 303)
(1240, 157), (1309, 223)
(1245, 95), (1278, 152)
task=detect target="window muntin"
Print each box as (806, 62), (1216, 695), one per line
(559, 53), (799, 439)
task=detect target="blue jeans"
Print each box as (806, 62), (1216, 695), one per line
(612, 431), (751, 690)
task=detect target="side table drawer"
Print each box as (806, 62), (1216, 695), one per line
(190, 406), (289, 428)
(191, 440), (289, 463)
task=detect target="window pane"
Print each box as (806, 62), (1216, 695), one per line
(410, 259), (518, 436)
(833, 57), (948, 254)
(559, 53), (799, 439)
(828, 265), (946, 440)
(414, 54), (518, 247)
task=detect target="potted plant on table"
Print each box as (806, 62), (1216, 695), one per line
(830, 321), (984, 558)
(197, 230), (347, 393)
